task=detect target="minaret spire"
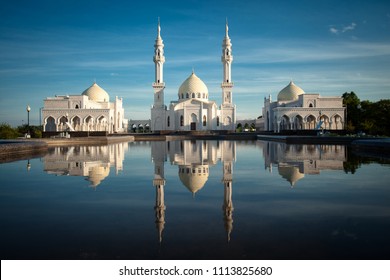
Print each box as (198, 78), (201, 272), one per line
(225, 18), (229, 38)
(157, 17), (161, 38)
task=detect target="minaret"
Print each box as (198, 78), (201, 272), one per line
(221, 20), (235, 131)
(221, 19), (233, 105)
(152, 18), (166, 109)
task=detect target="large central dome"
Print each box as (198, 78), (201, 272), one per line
(277, 81), (304, 102)
(178, 164), (209, 194)
(178, 72), (209, 100)
(82, 82), (110, 102)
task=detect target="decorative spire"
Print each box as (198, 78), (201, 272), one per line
(157, 17), (161, 38)
(225, 18), (229, 38)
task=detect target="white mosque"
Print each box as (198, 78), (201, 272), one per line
(151, 21), (236, 132)
(42, 82), (127, 134)
(261, 81), (345, 132)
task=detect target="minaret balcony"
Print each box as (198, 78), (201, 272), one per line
(152, 82), (165, 88)
(221, 82), (234, 88)
(153, 179), (166, 186)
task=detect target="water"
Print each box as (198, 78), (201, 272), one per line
(0, 140), (389, 260)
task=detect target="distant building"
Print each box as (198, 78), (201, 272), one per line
(150, 20), (236, 132)
(261, 81), (345, 132)
(42, 82), (127, 133)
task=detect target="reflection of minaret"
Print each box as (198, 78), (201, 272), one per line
(222, 160), (234, 242)
(151, 142), (167, 243)
(154, 179), (166, 243)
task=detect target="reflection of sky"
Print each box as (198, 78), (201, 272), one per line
(0, 141), (390, 259)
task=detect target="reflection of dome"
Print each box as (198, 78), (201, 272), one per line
(277, 81), (304, 102)
(278, 164), (304, 187)
(82, 82), (110, 102)
(86, 165), (110, 187)
(178, 72), (209, 100)
(178, 165), (209, 194)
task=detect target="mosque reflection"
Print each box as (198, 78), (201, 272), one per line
(261, 141), (346, 186)
(42, 140), (346, 243)
(151, 140), (236, 243)
(43, 143), (127, 187)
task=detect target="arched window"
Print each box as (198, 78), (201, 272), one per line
(197, 93), (201, 98)
(45, 116), (56, 132)
(186, 93), (189, 98)
(192, 93), (195, 98)
(217, 116), (220, 126)
(180, 115), (184, 126)
(181, 93), (184, 99)
(75, 104), (79, 109)
(203, 115), (207, 126)
(309, 103), (313, 108)
(167, 116), (170, 127)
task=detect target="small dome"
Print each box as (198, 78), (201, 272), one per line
(277, 81), (304, 102)
(178, 72), (208, 100)
(82, 82), (110, 102)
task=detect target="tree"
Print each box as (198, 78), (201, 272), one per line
(236, 123), (242, 132)
(0, 123), (19, 139)
(342, 91), (361, 132)
(16, 124), (42, 138)
(370, 99), (390, 136)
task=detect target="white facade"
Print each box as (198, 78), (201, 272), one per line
(42, 82), (127, 133)
(151, 21), (236, 132)
(262, 81), (345, 132)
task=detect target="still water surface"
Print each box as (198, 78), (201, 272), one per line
(1, 140), (389, 259)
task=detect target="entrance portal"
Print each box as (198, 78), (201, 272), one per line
(191, 122), (196, 131)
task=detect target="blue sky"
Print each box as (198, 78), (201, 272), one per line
(1, 0), (389, 126)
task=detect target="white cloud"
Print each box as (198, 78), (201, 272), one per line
(329, 22), (357, 35)
(329, 27), (339, 34)
(342, 22), (356, 32)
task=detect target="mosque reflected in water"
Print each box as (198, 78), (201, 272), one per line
(261, 141), (346, 187)
(41, 140), (347, 243)
(43, 143), (127, 187)
(151, 140), (236, 243)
